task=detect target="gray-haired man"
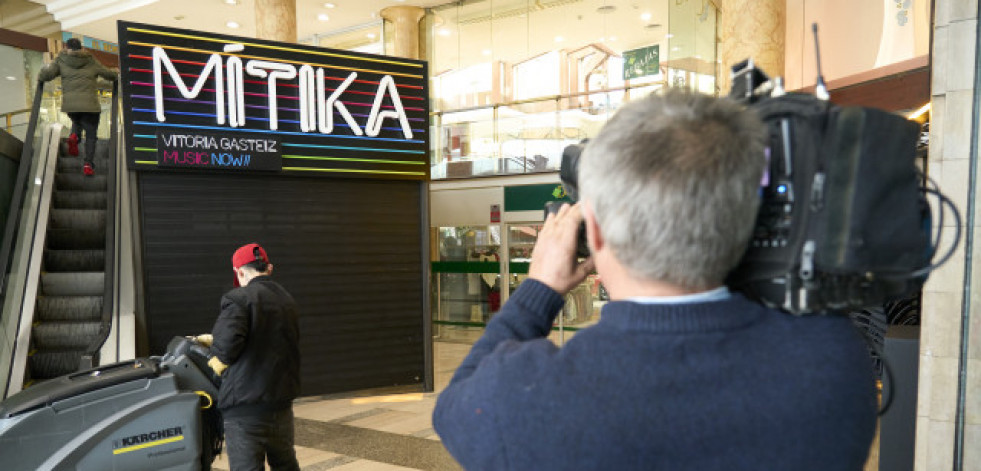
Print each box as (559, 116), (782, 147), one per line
(434, 90), (878, 470)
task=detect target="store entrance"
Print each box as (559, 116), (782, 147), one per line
(431, 222), (606, 347)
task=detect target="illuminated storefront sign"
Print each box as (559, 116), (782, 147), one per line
(118, 21), (429, 179)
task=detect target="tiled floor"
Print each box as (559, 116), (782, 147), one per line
(211, 341), (472, 471)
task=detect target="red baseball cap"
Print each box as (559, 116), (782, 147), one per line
(232, 243), (270, 286)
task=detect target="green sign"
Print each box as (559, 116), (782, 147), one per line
(623, 44), (660, 80)
(504, 183), (573, 212)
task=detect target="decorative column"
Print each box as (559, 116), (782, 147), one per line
(716, 0), (785, 94)
(380, 5), (425, 60)
(255, 0), (296, 43)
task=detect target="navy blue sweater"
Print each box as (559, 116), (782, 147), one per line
(433, 279), (877, 470)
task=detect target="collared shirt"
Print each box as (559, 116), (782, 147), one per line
(625, 286), (731, 305)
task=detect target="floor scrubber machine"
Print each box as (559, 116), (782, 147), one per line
(0, 337), (223, 470)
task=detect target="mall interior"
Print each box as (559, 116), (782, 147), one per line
(0, 0), (978, 469)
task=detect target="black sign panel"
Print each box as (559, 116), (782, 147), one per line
(117, 21), (429, 180)
(156, 130), (282, 171)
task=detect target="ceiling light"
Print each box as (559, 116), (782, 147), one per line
(554, 36), (564, 43)
(671, 46), (680, 51)
(482, 49), (491, 56)
(224, 0), (238, 4)
(318, 13), (329, 21)
(366, 33), (376, 39)
(226, 21), (240, 28)
(5, 76), (15, 81)
(324, 2), (335, 7)
(640, 12), (652, 21)
(438, 28), (451, 36)
(609, 36), (617, 41)
(665, 33), (674, 39)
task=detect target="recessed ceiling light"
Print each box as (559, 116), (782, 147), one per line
(318, 13), (329, 21)
(5, 76), (15, 81)
(437, 28), (451, 36)
(482, 49), (491, 56)
(596, 5), (615, 14)
(671, 46), (680, 51)
(226, 21), (240, 28)
(554, 36), (564, 42)
(324, 2), (335, 7)
(640, 12), (652, 21)
(224, 0), (238, 4)
(665, 33), (674, 39)
(366, 33), (376, 39)
(609, 36), (617, 41)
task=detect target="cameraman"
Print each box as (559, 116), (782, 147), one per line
(432, 90), (877, 470)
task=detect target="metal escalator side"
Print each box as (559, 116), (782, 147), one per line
(0, 80), (121, 397)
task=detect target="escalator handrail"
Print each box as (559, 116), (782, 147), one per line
(0, 80), (46, 299)
(82, 79), (120, 367)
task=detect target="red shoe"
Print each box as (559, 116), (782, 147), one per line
(67, 133), (79, 156)
(83, 162), (94, 176)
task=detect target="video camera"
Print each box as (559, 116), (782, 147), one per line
(546, 45), (958, 316)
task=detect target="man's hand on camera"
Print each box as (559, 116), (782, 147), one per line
(529, 203), (595, 295)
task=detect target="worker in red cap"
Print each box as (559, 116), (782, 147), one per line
(196, 243), (300, 470)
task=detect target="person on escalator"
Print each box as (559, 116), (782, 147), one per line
(39, 37), (117, 177)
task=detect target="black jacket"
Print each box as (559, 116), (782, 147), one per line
(210, 275), (300, 417)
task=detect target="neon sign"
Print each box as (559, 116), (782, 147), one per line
(118, 21), (429, 179)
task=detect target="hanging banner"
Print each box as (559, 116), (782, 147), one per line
(117, 21), (429, 180)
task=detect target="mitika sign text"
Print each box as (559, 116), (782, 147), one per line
(151, 47), (413, 138)
(118, 21), (430, 179)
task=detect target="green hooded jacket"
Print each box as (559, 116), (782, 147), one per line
(39, 49), (117, 113)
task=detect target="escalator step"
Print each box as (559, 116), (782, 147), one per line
(53, 191), (107, 209)
(47, 228), (106, 250)
(57, 156), (111, 173)
(55, 174), (107, 192)
(35, 296), (103, 322)
(44, 249), (105, 272)
(60, 139), (110, 156)
(49, 209), (106, 233)
(29, 350), (86, 380)
(32, 321), (102, 349)
(41, 272), (104, 296)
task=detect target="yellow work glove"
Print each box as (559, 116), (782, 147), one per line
(207, 356), (228, 376)
(194, 334), (213, 347)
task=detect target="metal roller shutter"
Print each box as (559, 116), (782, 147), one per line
(138, 171), (426, 395)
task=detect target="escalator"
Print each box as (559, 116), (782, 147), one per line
(0, 80), (121, 396)
(27, 138), (111, 384)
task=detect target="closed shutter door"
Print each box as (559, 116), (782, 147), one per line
(138, 171), (425, 395)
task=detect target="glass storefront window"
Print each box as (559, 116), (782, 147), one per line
(428, 0), (718, 179)
(431, 222), (606, 346)
(432, 226), (502, 343)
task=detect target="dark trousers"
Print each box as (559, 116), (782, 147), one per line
(66, 111), (100, 165)
(223, 408), (300, 471)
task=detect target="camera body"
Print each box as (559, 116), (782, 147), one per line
(544, 142), (590, 258)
